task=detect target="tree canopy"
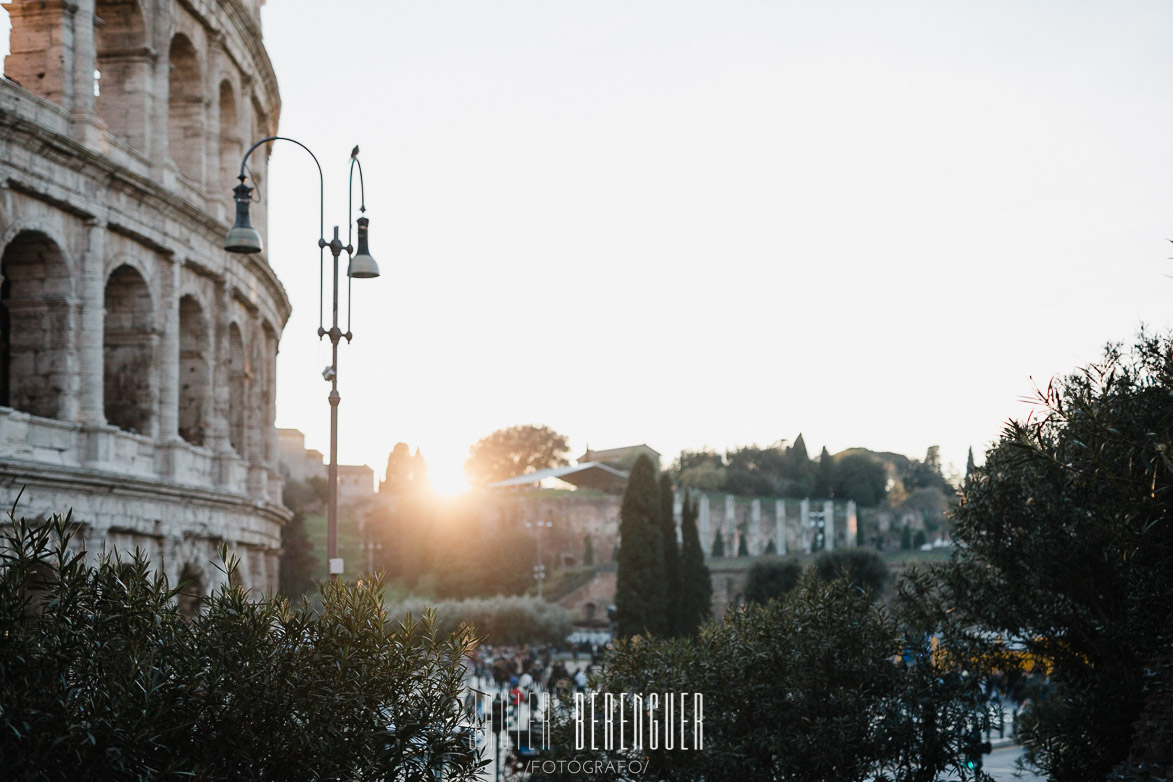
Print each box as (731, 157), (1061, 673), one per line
(907, 332), (1173, 779)
(463, 424), (569, 487)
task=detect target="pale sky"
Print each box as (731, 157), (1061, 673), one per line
(265, 0), (1173, 493)
(6, 2), (1173, 494)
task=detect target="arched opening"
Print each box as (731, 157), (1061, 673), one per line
(103, 264), (154, 434)
(0, 231), (72, 419)
(94, 0), (148, 151)
(177, 295), (209, 446)
(218, 80), (241, 196)
(177, 563), (203, 616)
(167, 34), (203, 184)
(227, 323), (246, 455)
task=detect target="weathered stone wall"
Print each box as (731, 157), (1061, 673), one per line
(0, 0), (289, 592)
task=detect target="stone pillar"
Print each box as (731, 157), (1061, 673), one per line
(698, 494), (711, 556)
(847, 501), (858, 547)
(800, 498), (811, 554)
(4, 0), (78, 109)
(775, 500), (787, 555)
(149, 18), (170, 180)
(70, 0), (96, 117)
(673, 491), (684, 543)
(824, 500), (836, 552)
(750, 498), (761, 556)
(75, 218), (104, 424)
(724, 494), (734, 553)
(157, 258), (180, 441)
(209, 280), (230, 453)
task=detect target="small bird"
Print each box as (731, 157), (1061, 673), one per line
(351, 145), (359, 158)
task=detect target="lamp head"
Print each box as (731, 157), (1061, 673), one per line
(224, 181), (263, 254)
(347, 216), (380, 278)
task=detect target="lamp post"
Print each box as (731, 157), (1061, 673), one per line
(525, 519), (553, 598)
(224, 137), (380, 582)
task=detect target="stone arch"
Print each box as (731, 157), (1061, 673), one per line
(218, 79), (241, 195)
(0, 231), (73, 419)
(227, 322), (246, 455)
(94, 0), (149, 151)
(177, 294), (209, 446)
(168, 33), (204, 184)
(103, 264), (155, 434)
(177, 562), (203, 616)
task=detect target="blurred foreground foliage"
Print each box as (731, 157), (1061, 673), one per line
(0, 514), (484, 781)
(905, 331), (1173, 779)
(542, 576), (995, 781)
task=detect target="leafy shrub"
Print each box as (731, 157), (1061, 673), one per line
(743, 558), (802, 604)
(387, 595), (573, 647)
(0, 514), (483, 781)
(812, 547), (890, 596)
(542, 576), (993, 781)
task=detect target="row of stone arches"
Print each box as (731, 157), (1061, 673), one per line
(0, 229), (276, 459)
(87, 1), (266, 191)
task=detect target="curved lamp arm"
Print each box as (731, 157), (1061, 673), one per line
(237, 136), (328, 334)
(346, 150), (368, 336)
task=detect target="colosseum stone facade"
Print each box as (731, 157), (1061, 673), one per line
(0, 0), (289, 596)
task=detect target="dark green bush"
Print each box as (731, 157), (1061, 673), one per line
(542, 576), (994, 781)
(812, 547), (890, 596)
(743, 557), (802, 604)
(0, 513), (484, 781)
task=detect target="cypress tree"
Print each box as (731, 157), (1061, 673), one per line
(658, 473), (681, 630)
(737, 533), (749, 557)
(615, 455), (669, 637)
(815, 446), (836, 498)
(711, 533), (725, 557)
(677, 491), (712, 636)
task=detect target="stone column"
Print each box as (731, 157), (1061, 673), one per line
(846, 501), (858, 547)
(800, 498), (811, 554)
(750, 498), (761, 556)
(673, 491), (684, 543)
(698, 494), (711, 556)
(157, 258), (179, 441)
(70, 0), (96, 117)
(775, 500), (787, 555)
(824, 500), (836, 552)
(149, 14), (170, 179)
(77, 223), (107, 467)
(209, 280), (230, 453)
(724, 494), (734, 553)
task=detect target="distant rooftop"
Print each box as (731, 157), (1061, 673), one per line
(577, 444), (660, 464)
(488, 462), (630, 493)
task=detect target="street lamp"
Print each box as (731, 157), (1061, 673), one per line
(224, 137), (380, 582)
(525, 519), (553, 598)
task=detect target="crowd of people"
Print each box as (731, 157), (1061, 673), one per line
(465, 643), (606, 702)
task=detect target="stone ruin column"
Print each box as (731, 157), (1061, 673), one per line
(775, 500), (788, 555)
(750, 498), (761, 556)
(847, 500), (858, 547)
(699, 494), (711, 556)
(800, 498), (811, 553)
(824, 500), (836, 552)
(724, 494), (735, 554)
(673, 491), (684, 543)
